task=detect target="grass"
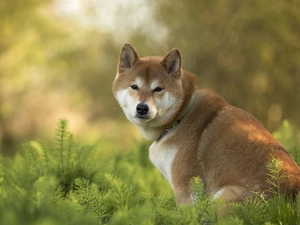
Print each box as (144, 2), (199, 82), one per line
(0, 119), (299, 224)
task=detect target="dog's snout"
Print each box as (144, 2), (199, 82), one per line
(136, 103), (149, 115)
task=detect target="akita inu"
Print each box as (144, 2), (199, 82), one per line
(113, 43), (300, 204)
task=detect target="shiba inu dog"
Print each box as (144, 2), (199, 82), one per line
(112, 43), (300, 204)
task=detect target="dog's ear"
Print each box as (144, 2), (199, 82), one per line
(161, 48), (182, 78)
(118, 43), (139, 74)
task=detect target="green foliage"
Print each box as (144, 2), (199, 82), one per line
(266, 155), (287, 196)
(0, 119), (300, 224)
(274, 120), (300, 166)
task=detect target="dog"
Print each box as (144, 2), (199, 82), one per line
(112, 43), (300, 204)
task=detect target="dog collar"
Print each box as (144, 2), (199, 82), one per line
(156, 95), (195, 142)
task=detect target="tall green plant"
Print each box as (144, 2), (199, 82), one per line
(0, 119), (299, 224)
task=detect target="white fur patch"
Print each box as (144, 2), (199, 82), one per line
(135, 77), (144, 88)
(212, 188), (225, 201)
(149, 142), (177, 187)
(115, 89), (129, 108)
(150, 79), (160, 90)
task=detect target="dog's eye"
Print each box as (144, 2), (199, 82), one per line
(131, 85), (138, 90)
(153, 87), (163, 92)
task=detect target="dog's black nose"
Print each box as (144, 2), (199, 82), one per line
(136, 103), (149, 115)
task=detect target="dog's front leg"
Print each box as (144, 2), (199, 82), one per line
(172, 178), (193, 204)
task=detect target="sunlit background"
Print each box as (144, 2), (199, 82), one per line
(1, 0), (300, 155)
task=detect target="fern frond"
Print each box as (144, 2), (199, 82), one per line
(266, 155), (287, 196)
(54, 118), (71, 178)
(73, 177), (109, 222)
(190, 177), (206, 202)
(289, 141), (300, 166)
(77, 139), (100, 170)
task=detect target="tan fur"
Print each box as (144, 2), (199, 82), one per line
(113, 43), (300, 204)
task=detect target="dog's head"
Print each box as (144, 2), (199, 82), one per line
(113, 43), (185, 131)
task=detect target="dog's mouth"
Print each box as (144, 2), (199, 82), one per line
(135, 114), (150, 120)
(134, 111), (159, 122)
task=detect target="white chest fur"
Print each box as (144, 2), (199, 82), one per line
(149, 141), (178, 187)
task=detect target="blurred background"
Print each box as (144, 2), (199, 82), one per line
(1, 0), (299, 155)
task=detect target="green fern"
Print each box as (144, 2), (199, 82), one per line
(289, 141), (300, 166)
(0, 119), (299, 224)
(51, 119), (101, 193)
(72, 177), (109, 223)
(273, 120), (300, 166)
(266, 155), (288, 196)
